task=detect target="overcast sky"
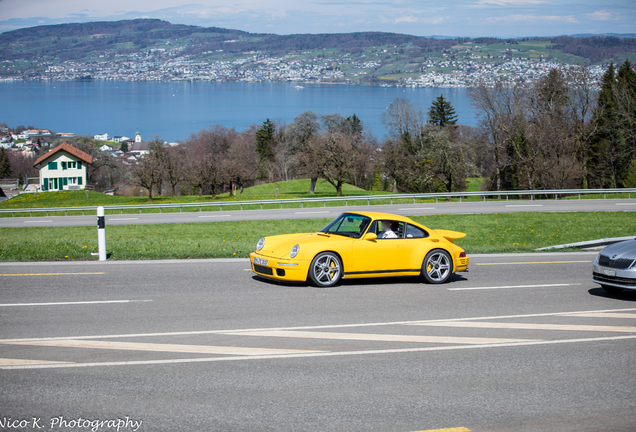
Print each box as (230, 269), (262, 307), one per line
(0, 0), (634, 37)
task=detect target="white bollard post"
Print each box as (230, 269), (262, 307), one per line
(97, 206), (106, 261)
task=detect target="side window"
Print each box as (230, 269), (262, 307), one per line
(405, 224), (428, 239)
(378, 220), (405, 239)
(48, 162), (57, 170)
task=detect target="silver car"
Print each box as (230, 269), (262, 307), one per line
(592, 239), (636, 294)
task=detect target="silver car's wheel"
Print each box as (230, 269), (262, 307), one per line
(422, 249), (452, 284)
(309, 252), (342, 287)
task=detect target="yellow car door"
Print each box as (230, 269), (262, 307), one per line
(349, 220), (407, 275)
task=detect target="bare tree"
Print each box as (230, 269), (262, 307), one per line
(225, 130), (258, 195)
(381, 98), (425, 149)
(287, 111), (321, 193)
(297, 131), (361, 197)
(130, 138), (165, 200)
(164, 145), (187, 196)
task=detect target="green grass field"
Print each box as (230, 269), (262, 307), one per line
(0, 179), (384, 211)
(1, 177), (633, 218)
(1, 211), (634, 261)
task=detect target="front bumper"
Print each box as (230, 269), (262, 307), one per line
(593, 264), (636, 291)
(250, 252), (310, 283)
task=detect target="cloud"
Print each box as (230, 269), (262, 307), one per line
(471, 0), (551, 6)
(394, 15), (417, 24)
(586, 10), (619, 21)
(486, 14), (580, 24)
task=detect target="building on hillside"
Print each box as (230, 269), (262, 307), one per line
(94, 133), (108, 141)
(33, 142), (93, 191)
(129, 128), (150, 155)
(110, 136), (130, 143)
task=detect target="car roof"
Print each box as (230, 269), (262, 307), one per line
(343, 211), (416, 223)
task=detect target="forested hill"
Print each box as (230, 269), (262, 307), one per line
(1, 19), (635, 64)
(0, 19), (456, 61)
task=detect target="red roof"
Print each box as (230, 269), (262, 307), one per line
(33, 142), (93, 168)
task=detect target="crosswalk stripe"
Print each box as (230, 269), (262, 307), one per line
(562, 312), (636, 319)
(408, 321), (636, 333)
(3, 335), (636, 370)
(1, 340), (323, 356)
(218, 330), (535, 344)
(0, 358), (72, 366)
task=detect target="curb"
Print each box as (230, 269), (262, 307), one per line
(536, 236), (636, 251)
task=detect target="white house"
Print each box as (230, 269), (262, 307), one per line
(33, 143), (93, 191)
(94, 133), (108, 141)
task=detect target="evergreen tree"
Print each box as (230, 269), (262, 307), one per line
(427, 94), (458, 128)
(0, 148), (11, 179)
(347, 113), (363, 134)
(255, 118), (276, 163)
(588, 61), (636, 187)
(120, 141), (129, 152)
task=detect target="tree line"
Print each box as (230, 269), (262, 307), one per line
(469, 61), (636, 191)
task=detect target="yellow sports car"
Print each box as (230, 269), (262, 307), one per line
(250, 211), (469, 287)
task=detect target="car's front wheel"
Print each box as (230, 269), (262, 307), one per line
(309, 252), (342, 287)
(422, 249), (452, 284)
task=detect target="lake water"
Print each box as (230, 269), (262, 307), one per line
(0, 81), (477, 142)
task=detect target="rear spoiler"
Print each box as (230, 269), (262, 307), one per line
(433, 229), (466, 244)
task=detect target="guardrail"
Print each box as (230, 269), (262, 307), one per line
(0, 178), (19, 187)
(0, 188), (634, 217)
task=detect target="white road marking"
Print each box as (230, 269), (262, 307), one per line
(23, 220), (52, 223)
(217, 330), (535, 344)
(409, 321), (636, 333)
(294, 211), (330, 214)
(3, 307), (635, 344)
(198, 214), (232, 218)
(2, 335), (635, 370)
(448, 283), (578, 291)
(615, 203), (636, 206)
(2, 340), (321, 356)
(398, 207), (436, 210)
(561, 312), (636, 319)
(0, 358), (72, 366)
(505, 204), (544, 207)
(108, 217), (139, 221)
(0, 300), (152, 307)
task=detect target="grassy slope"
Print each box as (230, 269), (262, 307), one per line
(1, 211), (634, 261)
(0, 179), (385, 211)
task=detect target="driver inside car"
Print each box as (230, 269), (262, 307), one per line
(379, 221), (398, 239)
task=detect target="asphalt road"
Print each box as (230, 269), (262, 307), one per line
(1, 198), (635, 227)
(1, 253), (635, 432)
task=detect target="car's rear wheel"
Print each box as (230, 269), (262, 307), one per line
(601, 285), (624, 294)
(309, 252), (342, 287)
(422, 249), (452, 284)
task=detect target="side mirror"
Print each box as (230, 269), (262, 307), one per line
(363, 232), (377, 241)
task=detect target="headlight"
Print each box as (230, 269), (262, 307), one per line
(290, 244), (300, 258)
(256, 238), (265, 251)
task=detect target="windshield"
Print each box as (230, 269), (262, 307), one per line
(319, 213), (371, 239)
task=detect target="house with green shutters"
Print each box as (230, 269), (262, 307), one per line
(33, 143), (93, 191)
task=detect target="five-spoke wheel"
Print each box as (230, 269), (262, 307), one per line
(309, 252), (342, 287)
(422, 249), (452, 284)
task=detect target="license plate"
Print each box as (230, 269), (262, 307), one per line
(603, 268), (616, 277)
(254, 257), (268, 266)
